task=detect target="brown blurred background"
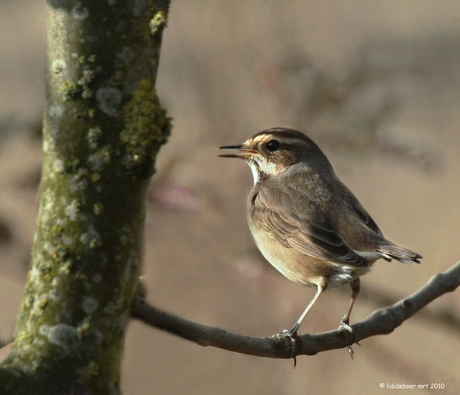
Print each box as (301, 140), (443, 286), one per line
(1, 0), (460, 394)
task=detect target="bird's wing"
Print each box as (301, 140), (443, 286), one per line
(344, 187), (383, 235)
(251, 189), (368, 267)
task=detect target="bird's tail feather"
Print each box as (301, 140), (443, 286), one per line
(378, 244), (422, 264)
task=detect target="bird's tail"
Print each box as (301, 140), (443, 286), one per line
(377, 244), (422, 264)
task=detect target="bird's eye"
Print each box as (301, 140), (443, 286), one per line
(265, 140), (280, 153)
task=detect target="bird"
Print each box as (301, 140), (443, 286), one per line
(219, 127), (421, 359)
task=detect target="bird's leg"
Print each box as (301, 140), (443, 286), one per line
(340, 278), (360, 330)
(275, 283), (326, 366)
(286, 283), (326, 336)
(339, 278), (360, 358)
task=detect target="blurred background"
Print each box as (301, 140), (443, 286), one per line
(1, 0), (460, 393)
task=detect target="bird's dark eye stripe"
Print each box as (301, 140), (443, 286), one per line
(266, 140), (280, 152)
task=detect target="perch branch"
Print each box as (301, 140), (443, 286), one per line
(357, 282), (460, 335)
(131, 260), (460, 359)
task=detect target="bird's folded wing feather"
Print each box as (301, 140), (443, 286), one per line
(251, 190), (368, 267)
(344, 188), (382, 236)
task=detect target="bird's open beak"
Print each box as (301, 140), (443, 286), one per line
(218, 145), (242, 158)
(218, 145), (256, 159)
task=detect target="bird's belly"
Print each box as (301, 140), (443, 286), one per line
(248, 221), (370, 289)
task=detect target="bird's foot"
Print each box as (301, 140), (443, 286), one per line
(271, 328), (300, 368)
(338, 320), (353, 333)
(338, 320), (360, 359)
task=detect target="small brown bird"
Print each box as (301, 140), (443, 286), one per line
(219, 127), (421, 355)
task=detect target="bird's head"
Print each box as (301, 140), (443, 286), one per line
(219, 127), (329, 184)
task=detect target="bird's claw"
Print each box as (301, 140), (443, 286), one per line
(271, 329), (300, 368)
(348, 345), (355, 359)
(338, 320), (353, 333)
(339, 320), (360, 359)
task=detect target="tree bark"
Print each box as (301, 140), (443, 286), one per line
(0, 1), (171, 393)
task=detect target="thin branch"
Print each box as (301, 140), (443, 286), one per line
(131, 260), (460, 360)
(357, 282), (460, 335)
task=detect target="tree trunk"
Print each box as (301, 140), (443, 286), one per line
(0, 1), (171, 393)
